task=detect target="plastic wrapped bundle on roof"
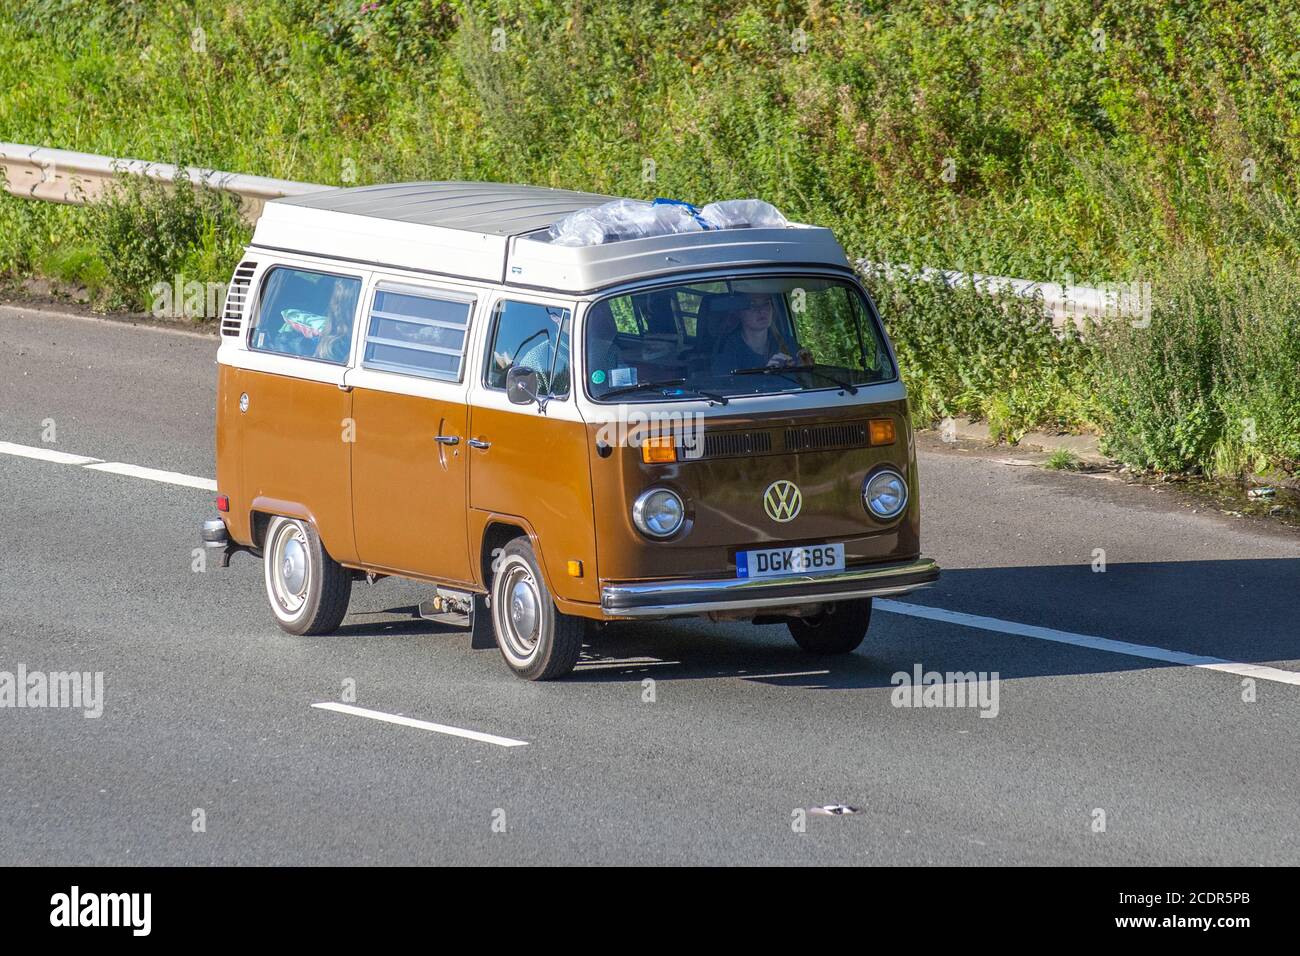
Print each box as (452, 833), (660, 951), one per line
(547, 197), (789, 246)
(547, 198), (707, 246)
(699, 199), (788, 230)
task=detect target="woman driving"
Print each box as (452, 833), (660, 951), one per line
(710, 292), (795, 374)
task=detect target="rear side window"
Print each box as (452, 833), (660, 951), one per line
(362, 285), (474, 382)
(485, 300), (572, 398)
(249, 267), (361, 364)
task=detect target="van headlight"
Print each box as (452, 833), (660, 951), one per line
(632, 488), (685, 538)
(863, 469), (908, 520)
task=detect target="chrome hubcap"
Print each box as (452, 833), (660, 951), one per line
(281, 538), (307, 595)
(496, 560), (542, 663)
(268, 522), (310, 616)
(509, 577), (539, 643)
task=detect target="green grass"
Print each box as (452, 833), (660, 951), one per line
(1043, 448), (1081, 471)
(0, 0), (1297, 477)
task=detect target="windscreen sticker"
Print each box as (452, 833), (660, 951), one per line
(590, 369), (606, 385)
(609, 366), (638, 388)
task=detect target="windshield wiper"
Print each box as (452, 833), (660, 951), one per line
(601, 378), (729, 405)
(729, 365), (859, 394)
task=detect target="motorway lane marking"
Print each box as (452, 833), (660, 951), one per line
(311, 702), (529, 747)
(83, 460), (217, 491)
(0, 440), (215, 491)
(878, 599), (1300, 687)
(740, 669), (831, 680)
(0, 441), (102, 465)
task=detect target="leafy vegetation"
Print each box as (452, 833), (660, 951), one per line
(0, 1), (1297, 476)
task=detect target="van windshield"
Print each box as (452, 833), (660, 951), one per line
(584, 276), (894, 402)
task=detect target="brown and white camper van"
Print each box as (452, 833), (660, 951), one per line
(202, 183), (939, 680)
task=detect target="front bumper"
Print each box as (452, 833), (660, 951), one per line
(600, 556), (939, 618)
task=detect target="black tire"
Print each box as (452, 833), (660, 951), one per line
(490, 538), (584, 680)
(786, 598), (872, 654)
(262, 515), (352, 636)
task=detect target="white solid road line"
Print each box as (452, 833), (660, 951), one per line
(740, 670), (831, 680)
(0, 440), (102, 466)
(83, 460), (217, 491)
(312, 702), (529, 747)
(0, 440), (216, 491)
(878, 599), (1300, 687)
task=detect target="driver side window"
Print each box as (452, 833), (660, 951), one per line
(484, 300), (572, 397)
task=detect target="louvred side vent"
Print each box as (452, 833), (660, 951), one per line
(220, 261), (257, 336)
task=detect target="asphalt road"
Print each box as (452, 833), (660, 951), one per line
(2, 303), (1298, 865)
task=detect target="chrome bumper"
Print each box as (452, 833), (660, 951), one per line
(600, 556), (939, 618)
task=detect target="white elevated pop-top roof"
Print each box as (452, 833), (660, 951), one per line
(252, 182), (852, 294)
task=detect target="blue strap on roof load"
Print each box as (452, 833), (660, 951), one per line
(652, 197), (715, 230)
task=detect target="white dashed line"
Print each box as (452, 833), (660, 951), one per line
(0, 441), (215, 491)
(878, 599), (1300, 687)
(0, 441), (102, 466)
(312, 702), (529, 747)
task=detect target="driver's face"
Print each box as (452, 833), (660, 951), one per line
(739, 295), (773, 332)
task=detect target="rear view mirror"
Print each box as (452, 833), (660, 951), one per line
(506, 365), (540, 406)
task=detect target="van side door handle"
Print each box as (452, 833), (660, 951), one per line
(434, 435), (460, 445)
(467, 438), (491, 450)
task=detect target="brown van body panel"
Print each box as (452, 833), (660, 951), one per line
(587, 397), (919, 586)
(350, 387), (474, 584)
(467, 405), (599, 604)
(215, 364), (251, 544)
(237, 368), (357, 563)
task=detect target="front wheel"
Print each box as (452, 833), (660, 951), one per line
(786, 598), (872, 655)
(490, 538), (585, 680)
(262, 515), (352, 635)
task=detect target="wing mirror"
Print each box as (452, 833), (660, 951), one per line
(506, 365), (549, 413)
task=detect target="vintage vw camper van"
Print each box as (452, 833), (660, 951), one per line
(203, 183), (939, 679)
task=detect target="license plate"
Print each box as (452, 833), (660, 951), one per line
(736, 543), (845, 579)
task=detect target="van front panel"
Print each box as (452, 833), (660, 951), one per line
(587, 396), (919, 584)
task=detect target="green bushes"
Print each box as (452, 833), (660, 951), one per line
(0, 0), (1298, 476)
(1094, 254), (1300, 477)
(86, 175), (249, 312)
(0, 176), (249, 313)
(866, 271), (1097, 442)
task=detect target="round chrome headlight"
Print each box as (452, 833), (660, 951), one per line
(632, 488), (685, 538)
(863, 469), (908, 520)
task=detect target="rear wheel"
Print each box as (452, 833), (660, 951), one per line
(263, 516), (352, 635)
(490, 538), (584, 680)
(786, 598), (872, 655)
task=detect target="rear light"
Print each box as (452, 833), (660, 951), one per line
(216, 494), (230, 512)
(868, 418), (896, 446)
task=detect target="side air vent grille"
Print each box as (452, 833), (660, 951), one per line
(784, 422), (869, 453)
(220, 261), (257, 336)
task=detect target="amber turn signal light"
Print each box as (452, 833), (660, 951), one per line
(641, 435), (678, 463)
(868, 419), (896, 446)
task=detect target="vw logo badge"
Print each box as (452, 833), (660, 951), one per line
(763, 479), (802, 522)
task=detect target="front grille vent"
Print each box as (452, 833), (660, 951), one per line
(784, 421), (869, 453)
(700, 429), (773, 459)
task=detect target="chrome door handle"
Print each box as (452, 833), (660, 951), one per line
(434, 435), (460, 445)
(467, 438), (491, 450)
